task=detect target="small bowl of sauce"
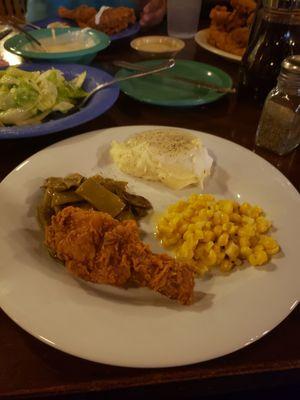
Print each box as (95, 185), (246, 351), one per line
(4, 27), (111, 64)
(130, 36), (185, 58)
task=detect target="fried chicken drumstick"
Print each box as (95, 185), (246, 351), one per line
(58, 5), (136, 35)
(45, 206), (195, 305)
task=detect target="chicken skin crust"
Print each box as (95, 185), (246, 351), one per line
(45, 206), (195, 305)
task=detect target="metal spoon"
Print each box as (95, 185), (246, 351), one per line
(78, 58), (176, 108)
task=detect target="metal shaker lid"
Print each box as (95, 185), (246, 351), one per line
(263, 0), (300, 9)
(281, 55), (300, 74)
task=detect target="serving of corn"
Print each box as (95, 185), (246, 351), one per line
(156, 194), (280, 275)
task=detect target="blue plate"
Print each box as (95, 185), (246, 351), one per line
(32, 17), (140, 41)
(0, 63), (119, 139)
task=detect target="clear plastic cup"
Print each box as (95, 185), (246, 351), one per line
(167, 0), (202, 39)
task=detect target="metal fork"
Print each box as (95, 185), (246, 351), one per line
(114, 60), (236, 94)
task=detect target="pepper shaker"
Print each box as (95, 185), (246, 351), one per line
(255, 55), (300, 155)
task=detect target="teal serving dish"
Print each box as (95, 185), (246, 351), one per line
(4, 28), (110, 64)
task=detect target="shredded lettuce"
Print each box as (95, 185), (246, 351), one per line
(0, 67), (87, 127)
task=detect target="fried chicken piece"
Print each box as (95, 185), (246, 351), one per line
(45, 206), (195, 305)
(230, 0), (257, 15)
(208, 26), (246, 56)
(209, 6), (232, 29)
(58, 5), (136, 35)
(58, 5), (97, 25)
(208, 0), (256, 56)
(247, 11), (255, 26)
(90, 7), (136, 35)
(229, 27), (249, 49)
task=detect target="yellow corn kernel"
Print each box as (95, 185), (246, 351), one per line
(228, 223), (238, 235)
(200, 194), (215, 202)
(204, 241), (214, 252)
(212, 243), (221, 254)
(249, 206), (263, 219)
(162, 236), (180, 247)
(205, 209), (213, 219)
(254, 244), (264, 252)
(183, 209), (194, 219)
(217, 251), (226, 263)
(218, 232), (229, 247)
(240, 246), (252, 257)
(239, 202), (251, 216)
(225, 241), (240, 259)
(239, 237), (250, 247)
(219, 200), (234, 214)
(222, 222), (231, 232)
(242, 215), (255, 225)
(199, 209), (209, 219)
(230, 213), (242, 223)
(177, 244), (193, 260)
(255, 216), (271, 233)
(249, 235), (259, 247)
(238, 225), (256, 237)
(259, 236), (280, 255)
(221, 213), (230, 224)
(265, 245), (280, 255)
(194, 243), (205, 259)
(248, 250), (268, 266)
(206, 249), (217, 266)
(234, 258), (242, 266)
(220, 258), (234, 272)
(194, 263), (209, 276)
(194, 230), (204, 241)
(213, 225), (223, 237)
(194, 221), (206, 231)
(213, 211), (222, 225)
(183, 231), (193, 241)
(157, 225), (173, 237)
(178, 223), (189, 235)
(205, 221), (212, 229)
(203, 230), (214, 242)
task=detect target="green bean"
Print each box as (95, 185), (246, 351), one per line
(76, 177), (125, 217)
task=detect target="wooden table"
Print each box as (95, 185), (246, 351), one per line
(0, 23), (299, 399)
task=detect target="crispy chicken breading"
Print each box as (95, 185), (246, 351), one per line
(58, 5), (96, 26)
(208, 26), (249, 56)
(45, 206), (195, 305)
(58, 5), (136, 35)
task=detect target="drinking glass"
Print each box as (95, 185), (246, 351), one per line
(167, 0), (202, 39)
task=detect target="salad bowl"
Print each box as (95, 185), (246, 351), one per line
(0, 63), (119, 139)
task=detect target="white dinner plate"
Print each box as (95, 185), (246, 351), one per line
(195, 29), (242, 63)
(0, 126), (299, 368)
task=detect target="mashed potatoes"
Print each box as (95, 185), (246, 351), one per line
(110, 129), (213, 190)
(157, 194), (280, 275)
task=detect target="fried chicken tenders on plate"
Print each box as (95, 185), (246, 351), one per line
(45, 206), (194, 305)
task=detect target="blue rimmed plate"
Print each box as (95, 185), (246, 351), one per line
(0, 63), (119, 139)
(32, 17), (140, 41)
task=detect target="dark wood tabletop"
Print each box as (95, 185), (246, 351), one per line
(0, 22), (299, 400)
